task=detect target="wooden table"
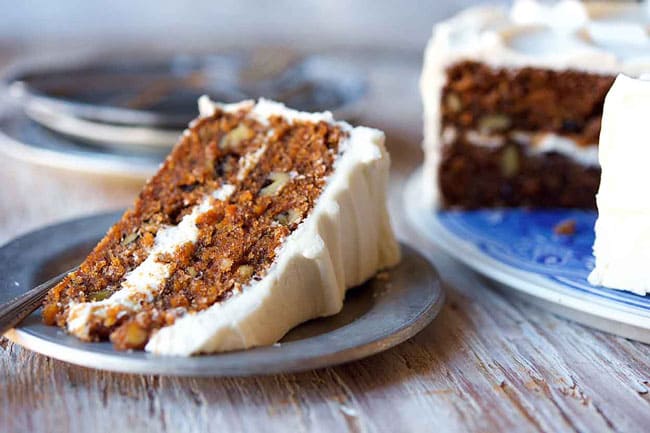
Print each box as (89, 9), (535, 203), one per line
(1, 48), (649, 433)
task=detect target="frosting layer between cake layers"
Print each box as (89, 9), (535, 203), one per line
(420, 0), (650, 207)
(589, 75), (650, 295)
(143, 98), (401, 355)
(66, 187), (235, 338)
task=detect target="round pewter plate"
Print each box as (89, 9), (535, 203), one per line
(0, 211), (443, 376)
(0, 109), (163, 179)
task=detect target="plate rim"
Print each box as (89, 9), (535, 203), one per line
(1, 51), (368, 129)
(0, 110), (158, 179)
(1, 51), (246, 127)
(24, 104), (181, 150)
(404, 169), (650, 342)
(1, 211), (444, 376)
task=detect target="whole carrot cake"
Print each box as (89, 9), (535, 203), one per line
(43, 97), (400, 355)
(421, 0), (650, 209)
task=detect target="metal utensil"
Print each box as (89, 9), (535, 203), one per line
(0, 267), (75, 336)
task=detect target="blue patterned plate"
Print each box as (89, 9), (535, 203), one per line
(405, 169), (650, 343)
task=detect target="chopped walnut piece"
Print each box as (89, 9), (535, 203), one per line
(275, 208), (302, 226)
(554, 219), (576, 236)
(121, 232), (139, 246)
(500, 146), (519, 178)
(260, 172), (291, 197)
(478, 114), (511, 133)
(220, 124), (253, 149)
(446, 93), (462, 112)
(218, 258), (234, 271)
(88, 289), (112, 301)
(110, 321), (148, 350)
(42, 304), (58, 325)
(236, 265), (254, 281)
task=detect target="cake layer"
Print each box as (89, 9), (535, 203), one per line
(442, 61), (613, 142)
(44, 98), (400, 354)
(438, 134), (599, 209)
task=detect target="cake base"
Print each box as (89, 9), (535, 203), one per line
(438, 138), (600, 209)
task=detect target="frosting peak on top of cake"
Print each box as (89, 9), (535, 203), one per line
(589, 74), (650, 295)
(198, 96), (339, 127)
(510, 0), (589, 31)
(432, 0), (650, 74)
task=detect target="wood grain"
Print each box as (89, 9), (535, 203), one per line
(2, 48), (650, 433)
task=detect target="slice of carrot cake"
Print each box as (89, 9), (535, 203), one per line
(43, 97), (400, 355)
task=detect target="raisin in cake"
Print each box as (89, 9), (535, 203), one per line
(421, 0), (650, 209)
(589, 74), (650, 295)
(43, 97), (400, 355)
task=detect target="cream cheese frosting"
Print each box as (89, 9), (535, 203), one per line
(588, 74), (650, 295)
(511, 131), (599, 167)
(142, 98), (400, 355)
(420, 0), (650, 207)
(448, 127), (600, 166)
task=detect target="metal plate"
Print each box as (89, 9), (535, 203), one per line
(0, 50), (367, 177)
(405, 169), (650, 343)
(23, 105), (183, 151)
(0, 109), (164, 178)
(3, 51), (367, 129)
(0, 211), (443, 376)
